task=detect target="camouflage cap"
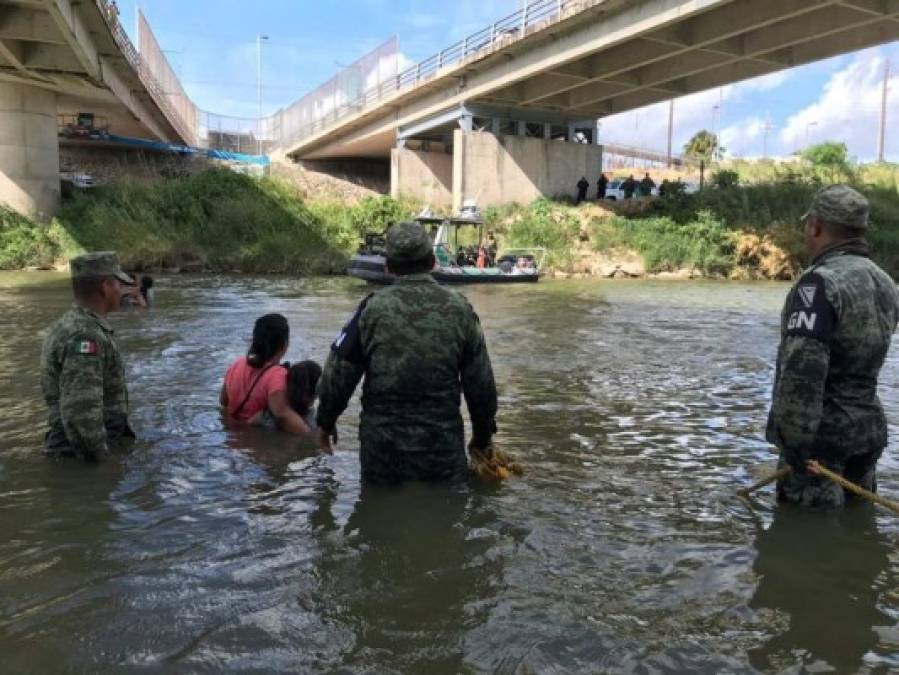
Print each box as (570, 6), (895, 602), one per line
(803, 184), (869, 230)
(70, 251), (135, 284)
(385, 221), (432, 262)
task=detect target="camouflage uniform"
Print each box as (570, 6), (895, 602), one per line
(317, 222), (498, 484)
(766, 186), (899, 507)
(41, 252), (134, 458)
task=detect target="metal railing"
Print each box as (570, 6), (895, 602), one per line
(275, 0), (601, 151)
(88, 0), (601, 156)
(94, 1), (198, 147)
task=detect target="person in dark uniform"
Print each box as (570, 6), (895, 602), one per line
(639, 172), (656, 197)
(576, 176), (589, 204)
(623, 174), (637, 199)
(766, 185), (899, 508)
(596, 172), (609, 200)
(316, 221), (498, 484)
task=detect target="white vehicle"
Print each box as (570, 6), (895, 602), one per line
(60, 171), (95, 189)
(604, 179), (658, 200)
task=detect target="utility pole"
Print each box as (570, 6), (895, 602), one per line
(666, 99), (674, 167)
(257, 34), (269, 155)
(878, 59), (890, 163)
(762, 115), (774, 159)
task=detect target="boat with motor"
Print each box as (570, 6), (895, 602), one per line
(347, 207), (544, 285)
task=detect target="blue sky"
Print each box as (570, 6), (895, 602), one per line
(123, 1), (899, 161)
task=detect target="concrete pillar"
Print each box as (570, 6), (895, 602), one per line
(0, 83), (60, 218)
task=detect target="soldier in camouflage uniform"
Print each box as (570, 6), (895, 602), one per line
(41, 251), (137, 459)
(316, 221), (498, 483)
(767, 185), (899, 508)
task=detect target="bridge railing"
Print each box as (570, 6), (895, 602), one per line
(94, 1), (199, 147)
(274, 0), (602, 152)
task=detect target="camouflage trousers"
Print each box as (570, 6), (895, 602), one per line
(776, 449), (879, 509)
(358, 413), (468, 485)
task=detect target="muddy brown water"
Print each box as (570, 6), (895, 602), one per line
(1, 273), (898, 674)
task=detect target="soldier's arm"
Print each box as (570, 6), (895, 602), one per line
(315, 296), (371, 433)
(461, 307), (498, 449)
(769, 273), (839, 467)
(59, 335), (108, 458)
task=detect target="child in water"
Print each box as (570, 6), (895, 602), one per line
(250, 360), (322, 433)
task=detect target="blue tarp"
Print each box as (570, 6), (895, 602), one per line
(106, 134), (270, 166)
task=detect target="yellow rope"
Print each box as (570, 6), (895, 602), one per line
(737, 466), (791, 497)
(469, 445), (523, 480)
(808, 460), (899, 515)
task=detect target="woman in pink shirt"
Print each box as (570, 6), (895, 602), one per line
(220, 313), (313, 436)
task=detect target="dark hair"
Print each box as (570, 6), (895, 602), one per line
(285, 360), (322, 416)
(141, 276), (154, 289)
(72, 275), (107, 299)
(386, 251), (436, 276)
(247, 313), (289, 368)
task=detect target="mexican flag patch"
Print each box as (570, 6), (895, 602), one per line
(77, 340), (98, 355)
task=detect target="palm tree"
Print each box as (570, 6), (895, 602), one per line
(684, 130), (724, 162)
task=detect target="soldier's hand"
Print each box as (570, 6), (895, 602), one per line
(783, 447), (810, 474)
(317, 428), (336, 454)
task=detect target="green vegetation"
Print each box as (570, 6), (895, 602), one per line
(0, 169), (422, 274)
(3, 156), (899, 280)
(684, 130), (724, 162)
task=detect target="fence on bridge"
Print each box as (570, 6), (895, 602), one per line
(96, 0), (603, 156)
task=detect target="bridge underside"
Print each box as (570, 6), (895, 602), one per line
(0, 0), (186, 215)
(291, 0), (899, 162)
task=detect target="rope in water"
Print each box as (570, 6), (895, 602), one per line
(738, 461), (899, 515)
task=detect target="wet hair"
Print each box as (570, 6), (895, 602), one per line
(141, 275), (154, 289)
(247, 313), (289, 368)
(72, 275), (108, 299)
(386, 251), (436, 276)
(285, 360), (322, 416)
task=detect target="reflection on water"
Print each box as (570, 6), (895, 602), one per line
(0, 273), (897, 672)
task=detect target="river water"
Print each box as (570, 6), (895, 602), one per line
(1, 273), (898, 674)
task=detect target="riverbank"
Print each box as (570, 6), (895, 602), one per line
(3, 168), (899, 279)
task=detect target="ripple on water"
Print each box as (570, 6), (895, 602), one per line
(0, 275), (897, 673)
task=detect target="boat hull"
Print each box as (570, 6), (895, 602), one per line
(347, 255), (539, 285)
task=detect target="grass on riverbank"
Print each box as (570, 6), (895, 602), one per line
(0, 169), (419, 274)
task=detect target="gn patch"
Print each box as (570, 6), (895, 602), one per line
(785, 272), (834, 342)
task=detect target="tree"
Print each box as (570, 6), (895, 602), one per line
(801, 141), (853, 182)
(684, 130), (725, 162)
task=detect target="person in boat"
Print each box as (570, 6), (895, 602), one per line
(576, 176), (589, 204)
(220, 313), (315, 437)
(316, 221), (498, 483)
(486, 232), (498, 266)
(766, 186), (899, 508)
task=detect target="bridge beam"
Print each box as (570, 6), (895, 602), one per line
(0, 80), (59, 216)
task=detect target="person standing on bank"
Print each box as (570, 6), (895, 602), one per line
(596, 172), (609, 200)
(576, 176), (590, 204)
(316, 221), (499, 483)
(41, 252), (138, 459)
(767, 185), (899, 508)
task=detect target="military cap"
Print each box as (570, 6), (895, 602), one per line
(385, 221), (432, 262)
(70, 251), (135, 284)
(803, 185), (869, 230)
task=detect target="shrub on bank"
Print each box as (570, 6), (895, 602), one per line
(57, 169), (358, 274)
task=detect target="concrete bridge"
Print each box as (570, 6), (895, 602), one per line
(277, 0), (899, 208)
(0, 0), (196, 215)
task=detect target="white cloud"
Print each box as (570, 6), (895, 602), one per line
(779, 49), (894, 160)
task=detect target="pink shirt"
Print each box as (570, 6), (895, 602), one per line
(223, 357), (287, 421)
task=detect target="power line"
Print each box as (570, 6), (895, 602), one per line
(878, 59), (890, 163)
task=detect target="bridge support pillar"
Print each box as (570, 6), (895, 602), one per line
(452, 129), (603, 211)
(0, 83), (60, 218)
